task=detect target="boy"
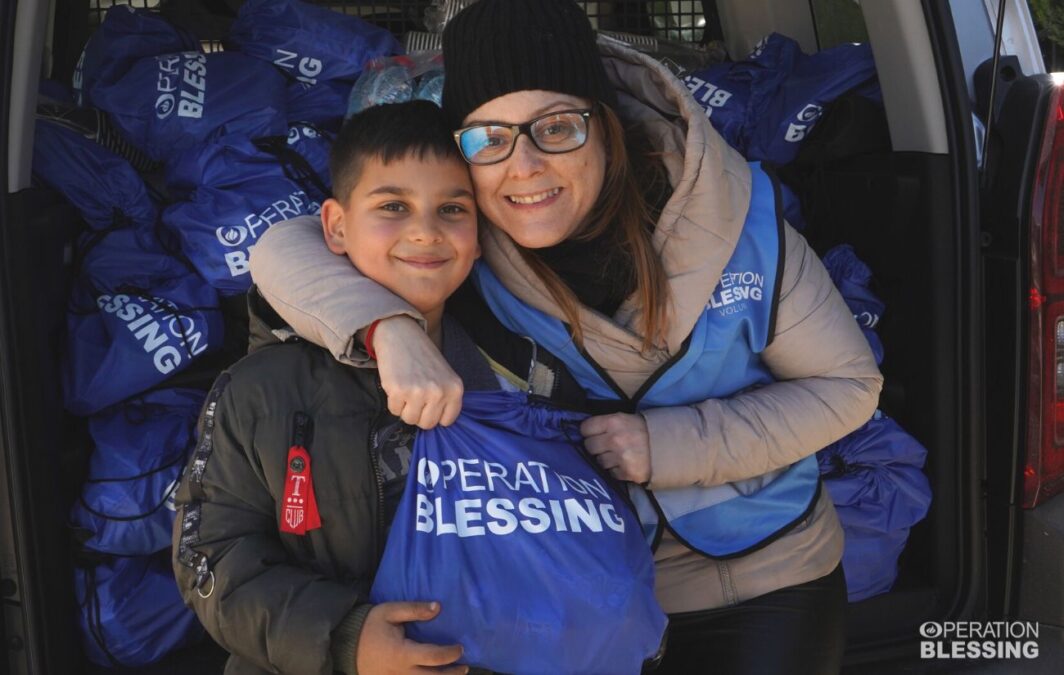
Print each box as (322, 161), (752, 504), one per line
(172, 101), (547, 675)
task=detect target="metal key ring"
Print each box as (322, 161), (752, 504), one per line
(196, 571), (216, 599)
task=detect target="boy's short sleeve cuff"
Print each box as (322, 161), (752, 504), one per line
(330, 603), (374, 675)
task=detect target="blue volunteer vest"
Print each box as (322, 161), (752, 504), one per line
(472, 163), (820, 558)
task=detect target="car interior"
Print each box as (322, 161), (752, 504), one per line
(0, 0), (1020, 672)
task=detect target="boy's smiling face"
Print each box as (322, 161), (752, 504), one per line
(321, 153), (479, 323)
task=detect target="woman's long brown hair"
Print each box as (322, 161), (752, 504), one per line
(515, 103), (671, 352)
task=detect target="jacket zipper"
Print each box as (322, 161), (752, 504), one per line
(370, 382), (387, 561)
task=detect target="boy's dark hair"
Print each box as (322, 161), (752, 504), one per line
(330, 100), (463, 202)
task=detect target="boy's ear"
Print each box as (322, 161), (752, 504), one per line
(320, 198), (348, 255)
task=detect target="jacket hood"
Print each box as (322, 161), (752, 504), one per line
(246, 285), (300, 353)
(478, 37), (752, 393)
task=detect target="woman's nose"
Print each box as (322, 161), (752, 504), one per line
(506, 135), (546, 178)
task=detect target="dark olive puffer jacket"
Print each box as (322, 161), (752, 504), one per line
(172, 289), (389, 675)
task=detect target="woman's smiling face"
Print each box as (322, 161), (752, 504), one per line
(463, 90), (607, 249)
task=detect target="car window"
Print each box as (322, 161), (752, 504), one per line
(810, 0), (869, 49)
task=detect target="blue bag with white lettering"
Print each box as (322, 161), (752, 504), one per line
(70, 389), (204, 555)
(822, 244), (885, 364)
(287, 79), (350, 129)
(91, 51), (288, 162)
(75, 551), (203, 667)
(371, 391), (667, 675)
(63, 229), (223, 416)
(683, 33), (879, 164)
(32, 117), (157, 234)
(817, 412), (931, 601)
(162, 135), (324, 295)
(72, 5), (200, 108)
(227, 0), (400, 86)
(285, 123), (333, 197)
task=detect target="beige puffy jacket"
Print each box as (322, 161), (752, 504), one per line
(249, 38), (883, 613)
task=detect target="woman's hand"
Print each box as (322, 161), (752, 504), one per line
(356, 601), (468, 675)
(581, 413), (652, 484)
(370, 317), (464, 429)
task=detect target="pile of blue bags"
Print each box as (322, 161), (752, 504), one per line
(819, 246), (931, 601)
(684, 34), (931, 601)
(682, 33), (881, 165)
(34, 0), (399, 666)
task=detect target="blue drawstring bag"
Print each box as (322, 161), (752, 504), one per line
(70, 389), (205, 555)
(163, 130), (330, 199)
(286, 79), (350, 129)
(683, 33), (880, 164)
(40, 79), (74, 105)
(73, 228), (190, 293)
(371, 391), (667, 675)
(227, 0), (400, 86)
(162, 136), (324, 295)
(75, 551), (204, 667)
(817, 412), (932, 601)
(72, 5), (200, 108)
(32, 118), (157, 233)
(91, 51), (288, 162)
(822, 244), (885, 364)
(681, 65), (751, 152)
(286, 123), (333, 199)
(63, 229), (223, 416)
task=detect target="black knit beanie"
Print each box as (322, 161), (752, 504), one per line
(441, 0), (619, 127)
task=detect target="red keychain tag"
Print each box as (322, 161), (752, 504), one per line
(281, 445), (322, 535)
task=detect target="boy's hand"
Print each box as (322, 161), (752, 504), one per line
(581, 413), (652, 485)
(371, 317), (464, 429)
(356, 601), (467, 675)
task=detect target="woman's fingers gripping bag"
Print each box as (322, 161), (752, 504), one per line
(371, 391), (667, 675)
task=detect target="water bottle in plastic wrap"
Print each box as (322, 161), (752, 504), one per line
(346, 53), (446, 118)
(424, 0), (480, 33)
(346, 63), (415, 117)
(415, 72), (445, 106)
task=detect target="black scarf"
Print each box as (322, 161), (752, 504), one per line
(534, 228), (635, 318)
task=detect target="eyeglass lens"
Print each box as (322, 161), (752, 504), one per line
(459, 111), (589, 164)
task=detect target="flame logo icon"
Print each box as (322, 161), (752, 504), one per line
(797, 103), (823, 123)
(215, 225), (249, 248)
(155, 94), (175, 119)
(417, 458), (441, 490)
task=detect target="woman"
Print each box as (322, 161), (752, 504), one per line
(251, 0), (882, 672)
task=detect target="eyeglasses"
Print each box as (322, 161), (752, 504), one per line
(453, 108), (595, 165)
